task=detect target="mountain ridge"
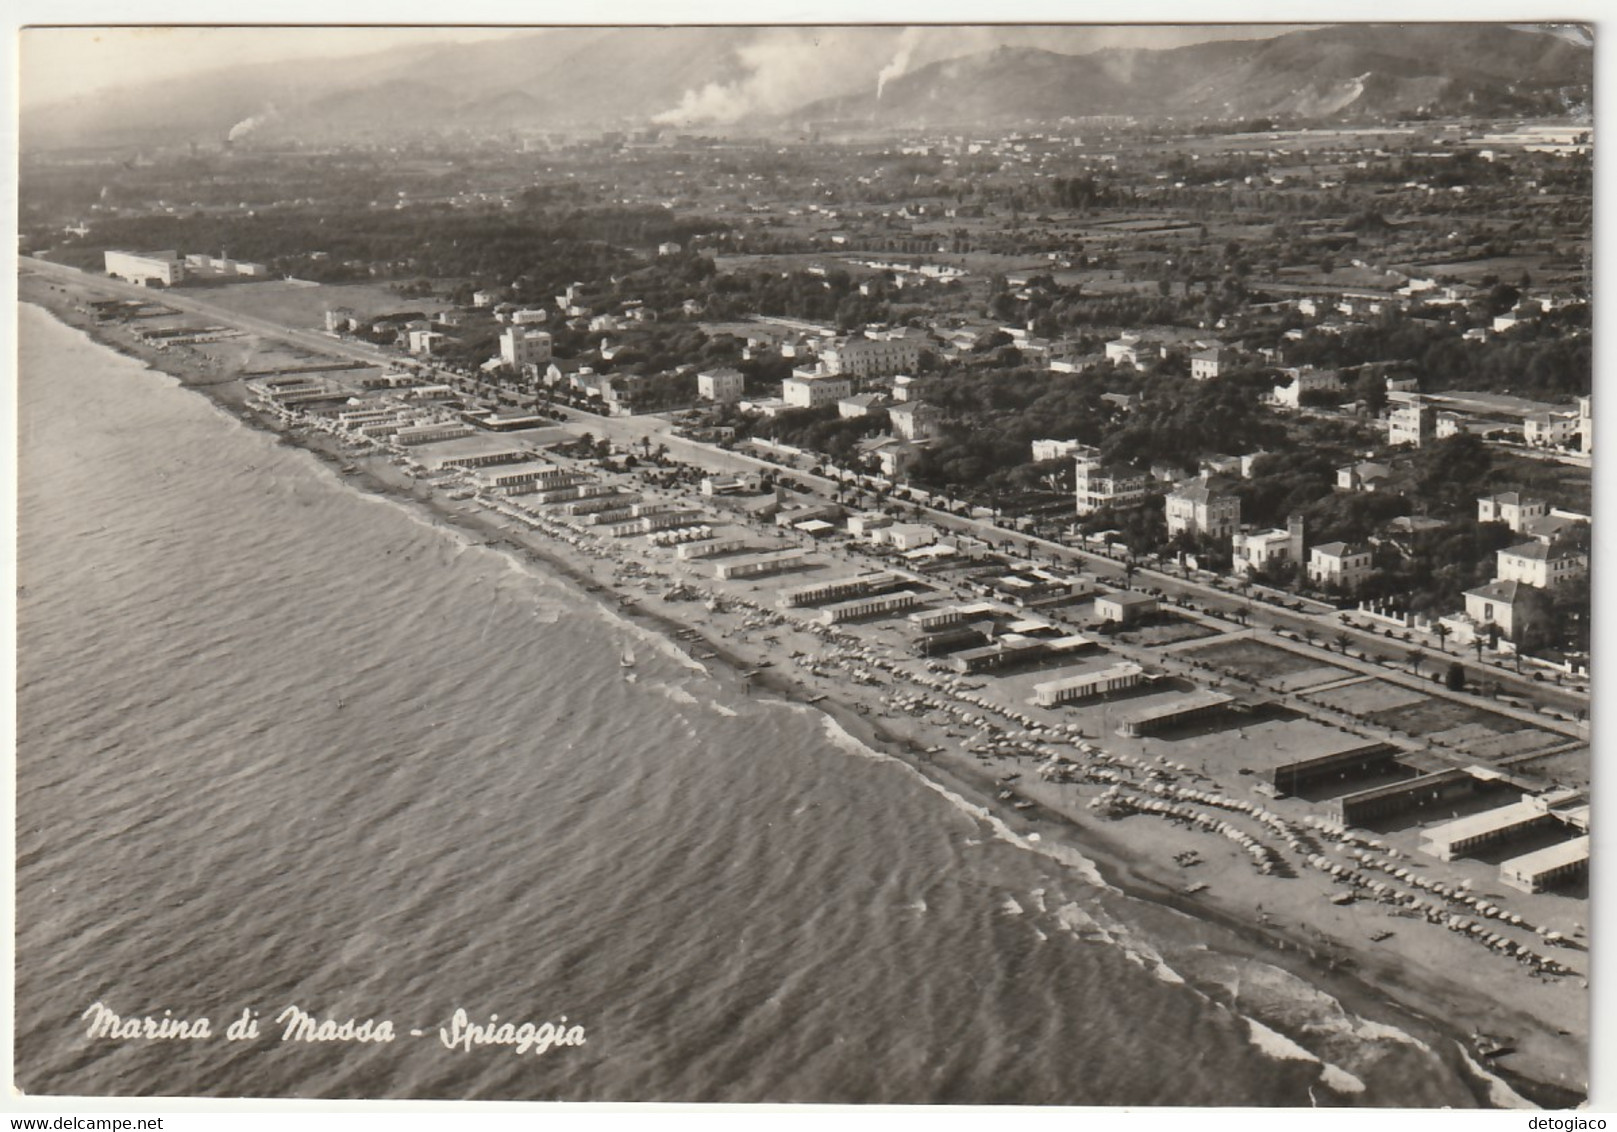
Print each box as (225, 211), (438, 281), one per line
(21, 24), (1591, 150)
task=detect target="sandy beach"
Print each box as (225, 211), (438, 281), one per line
(18, 267), (1590, 1107)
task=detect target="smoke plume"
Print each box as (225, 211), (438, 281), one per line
(226, 104), (278, 142)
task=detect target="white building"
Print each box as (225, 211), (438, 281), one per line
(1307, 541), (1373, 591)
(1105, 333), (1148, 368)
(1074, 458), (1152, 516)
(1387, 391), (1438, 447)
(821, 334), (921, 378)
(1233, 516), (1305, 575)
(1165, 476), (1241, 541)
(104, 250), (185, 286)
(408, 329), (446, 355)
(1189, 347), (1232, 381)
(1034, 662), (1145, 706)
(1523, 410), (1579, 449)
(499, 327), (553, 370)
(1337, 461), (1391, 492)
(1477, 492), (1547, 532)
(1464, 580), (1534, 641)
(1266, 366), (1341, 408)
(888, 402), (945, 441)
(882, 523), (938, 551)
(697, 367), (745, 403)
(1495, 542), (1588, 591)
(782, 373), (853, 409)
(1032, 439), (1089, 462)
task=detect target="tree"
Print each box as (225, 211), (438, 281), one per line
(1303, 627), (1319, 647)
(1406, 648), (1424, 675)
(1333, 631), (1352, 654)
(1445, 662), (1466, 692)
(1433, 623), (1451, 653)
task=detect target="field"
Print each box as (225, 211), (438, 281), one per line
(1112, 617), (1223, 648)
(200, 280), (428, 330)
(1366, 696), (1533, 738)
(1181, 637), (1326, 681)
(1304, 678), (1428, 714)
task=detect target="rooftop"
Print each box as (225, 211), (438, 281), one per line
(1465, 579), (1530, 605)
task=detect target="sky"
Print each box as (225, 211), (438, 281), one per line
(18, 27), (524, 108)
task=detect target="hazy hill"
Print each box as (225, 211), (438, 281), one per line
(803, 25), (1591, 125)
(21, 24), (1591, 150)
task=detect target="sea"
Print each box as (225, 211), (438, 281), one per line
(13, 301), (1534, 1108)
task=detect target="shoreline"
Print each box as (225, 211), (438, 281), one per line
(16, 276), (1588, 1109)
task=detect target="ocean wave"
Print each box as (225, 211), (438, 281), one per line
(1247, 1018), (1320, 1063)
(1319, 1063), (1367, 1094)
(1457, 1044), (1539, 1110)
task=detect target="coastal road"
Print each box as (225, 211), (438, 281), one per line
(26, 257), (1585, 727)
(546, 405), (1589, 729)
(21, 257), (403, 372)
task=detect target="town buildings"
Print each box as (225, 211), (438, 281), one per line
(1165, 476), (1242, 541)
(820, 332), (922, 378)
(1495, 541), (1589, 591)
(1387, 391), (1439, 447)
(888, 402), (945, 442)
(1267, 365), (1341, 408)
(697, 367), (745, 404)
(499, 327), (553, 371)
(1190, 347), (1233, 381)
(1233, 516), (1305, 575)
(1074, 456), (1152, 516)
(1307, 541), (1374, 591)
(1523, 410), (1580, 449)
(782, 372), (853, 409)
(104, 250), (185, 286)
(1478, 492), (1547, 532)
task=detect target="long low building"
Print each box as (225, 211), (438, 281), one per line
(910, 602), (1002, 631)
(431, 449), (533, 470)
(1116, 690), (1235, 737)
(531, 483), (615, 505)
(395, 422), (477, 446)
(779, 571), (904, 609)
(472, 461), (571, 491)
(714, 549), (807, 580)
(1419, 800), (1557, 862)
(1270, 743), (1401, 798)
(819, 589), (923, 625)
(1035, 663), (1145, 707)
(947, 633), (1094, 675)
(1499, 835), (1590, 893)
(563, 494), (637, 516)
(1326, 767), (1496, 827)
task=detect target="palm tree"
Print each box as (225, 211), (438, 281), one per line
(1433, 623), (1450, 654)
